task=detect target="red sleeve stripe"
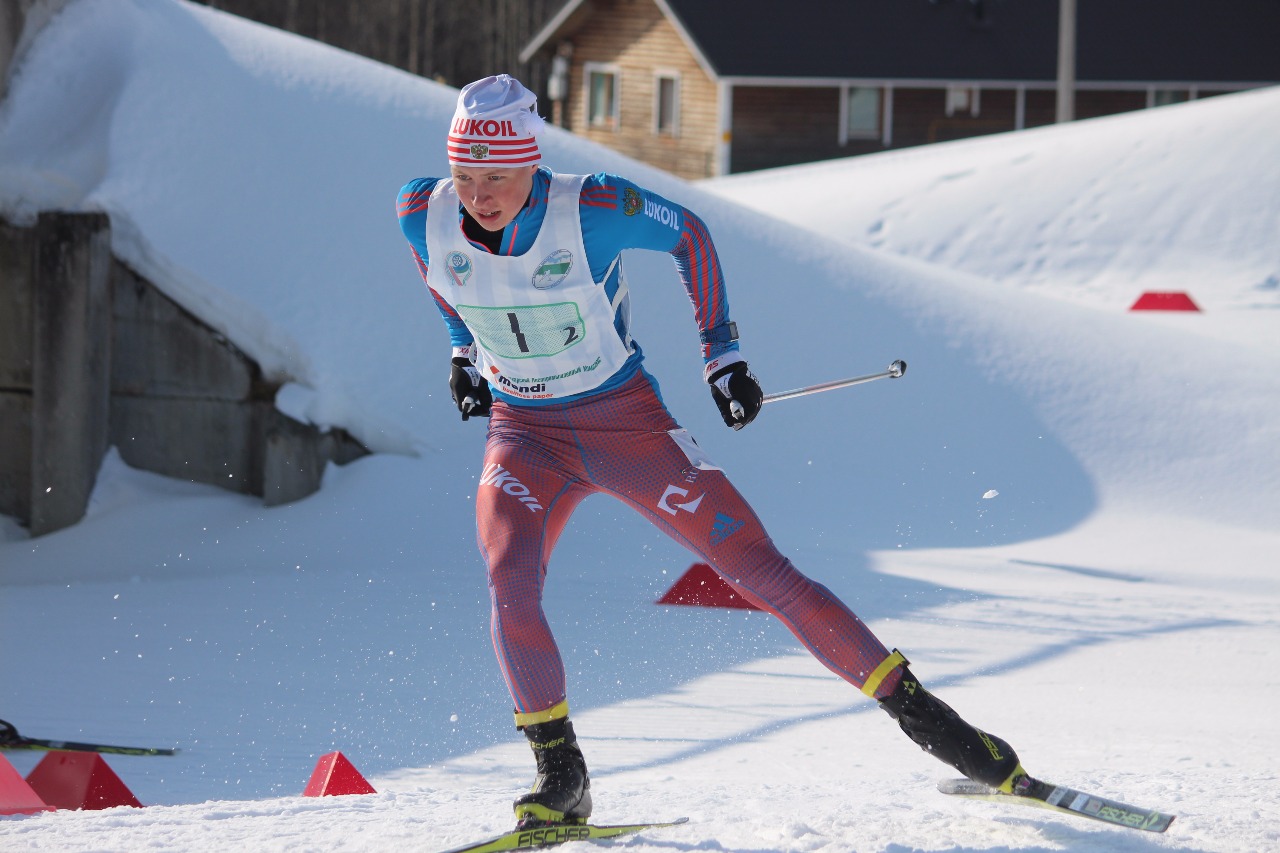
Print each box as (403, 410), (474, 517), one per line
(414, 247), (462, 321)
(677, 212), (725, 331)
(429, 286), (461, 320)
(398, 189), (431, 217)
(580, 185), (617, 209)
(409, 244), (430, 278)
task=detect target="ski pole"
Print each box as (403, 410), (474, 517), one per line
(0, 718), (178, 756)
(763, 359), (907, 404)
(729, 360), (907, 418)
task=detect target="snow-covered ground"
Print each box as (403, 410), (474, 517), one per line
(1, 1), (1277, 850)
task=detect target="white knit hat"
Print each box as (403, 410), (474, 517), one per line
(447, 75), (546, 167)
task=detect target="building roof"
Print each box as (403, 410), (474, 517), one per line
(524, 0), (1280, 86)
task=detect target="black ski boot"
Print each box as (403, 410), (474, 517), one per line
(513, 717), (593, 826)
(879, 664), (1024, 791)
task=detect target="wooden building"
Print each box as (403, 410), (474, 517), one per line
(520, 0), (1280, 179)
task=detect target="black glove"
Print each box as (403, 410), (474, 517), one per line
(708, 359), (763, 430)
(449, 356), (492, 420)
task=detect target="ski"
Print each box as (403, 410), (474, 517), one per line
(938, 775), (1175, 833)
(435, 817), (688, 853)
(0, 719), (179, 757)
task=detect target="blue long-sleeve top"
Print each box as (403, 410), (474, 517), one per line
(397, 167), (738, 405)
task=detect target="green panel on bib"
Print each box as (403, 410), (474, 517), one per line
(457, 302), (587, 359)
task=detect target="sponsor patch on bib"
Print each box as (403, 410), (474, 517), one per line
(532, 249), (573, 289)
(446, 251), (473, 286)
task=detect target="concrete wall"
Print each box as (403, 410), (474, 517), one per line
(0, 211), (367, 537)
(30, 211), (113, 535)
(0, 218), (34, 520)
(0, 212), (111, 535)
(109, 258), (264, 495)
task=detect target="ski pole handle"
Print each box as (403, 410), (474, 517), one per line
(761, 359), (907, 405)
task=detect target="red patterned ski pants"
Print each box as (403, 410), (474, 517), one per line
(477, 371), (900, 717)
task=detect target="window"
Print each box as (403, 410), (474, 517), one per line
(585, 63), (620, 129)
(1153, 89), (1191, 107)
(844, 86), (882, 139)
(945, 85), (981, 117)
(654, 72), (680, 136)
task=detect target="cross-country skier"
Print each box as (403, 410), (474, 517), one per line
(397, 74), (1024, 827)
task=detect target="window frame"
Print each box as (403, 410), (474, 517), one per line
(841, 85), (883, 142)
(1151, 88), (1194, 107)
(653, 70), (681, 136)
(584, 62), (622, 130)
(945, 85), (982, 117)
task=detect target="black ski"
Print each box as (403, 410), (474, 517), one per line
(0, 718), (179, 757)
(938, 775), (1174, 833)
(435, 817), (688, 853)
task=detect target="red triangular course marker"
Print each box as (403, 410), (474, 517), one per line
(1129, 291), (1200, 311)
(657, 562), (762, 610)
(303, 751), (376, 796)
(0, 754), (54, 815)
(25, 751), (143, 810)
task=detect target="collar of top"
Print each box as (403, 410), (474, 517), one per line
(447, 74), (545, 167)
